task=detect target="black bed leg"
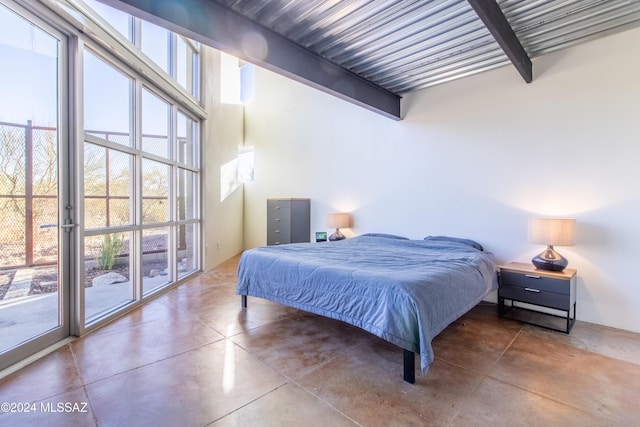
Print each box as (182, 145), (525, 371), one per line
(403, 349), (415, 384)
(241, 295), (247, 308)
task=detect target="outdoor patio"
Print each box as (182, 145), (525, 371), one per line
(0, 268), (171, 353)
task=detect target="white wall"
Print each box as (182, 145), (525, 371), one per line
(201, 48), (245, 269)
(242, 27), (640, 333)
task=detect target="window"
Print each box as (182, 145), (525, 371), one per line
(84, 50), (132, 146)
(83, 143), (133, 228)
(141, 158), (169, 224)
(83, 0), (201, 99)
(81, 38), (201, 322)
(141, 88), (170, 158)
(83, 0), (130, 40)
(0, 0), (203, 366)
(220, 52), (242, 104)
(140, 20), (169, 74)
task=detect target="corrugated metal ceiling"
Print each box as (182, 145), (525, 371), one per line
(212, 0), (640, 94)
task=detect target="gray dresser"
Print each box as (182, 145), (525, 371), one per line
(267, 198), (310, 245)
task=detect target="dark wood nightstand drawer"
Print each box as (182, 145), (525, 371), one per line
(499, 285), (570, 311)
(498, 262), (577, 333)
(500, 270), (569, 295)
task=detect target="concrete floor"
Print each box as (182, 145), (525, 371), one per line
(1, 255), (639, 426)
(0, 274), (171, 353)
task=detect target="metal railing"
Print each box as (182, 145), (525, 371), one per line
(0, 120), (57, 268)
(0, 120), (187, 270)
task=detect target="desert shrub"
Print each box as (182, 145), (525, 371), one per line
(96, 234), (123, 270)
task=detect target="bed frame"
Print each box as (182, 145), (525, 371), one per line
(240, 295), (416, 383)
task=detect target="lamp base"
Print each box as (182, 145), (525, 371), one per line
(532, 245), (568, 272)
(328, 229), (345, 241)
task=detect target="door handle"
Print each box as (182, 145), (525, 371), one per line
(60, 219), (77, 232)
(40, 222), (77, 232)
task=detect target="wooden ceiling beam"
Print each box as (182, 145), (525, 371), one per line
(467, 0), (533, 83)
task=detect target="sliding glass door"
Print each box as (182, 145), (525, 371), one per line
(0, 3), (70, 369)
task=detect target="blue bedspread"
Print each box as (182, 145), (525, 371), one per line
(236, 235), (497, 372)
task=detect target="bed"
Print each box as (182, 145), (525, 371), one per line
(236, 234), (498, 383)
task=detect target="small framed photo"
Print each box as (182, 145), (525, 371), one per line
(315, 231), (327, 242)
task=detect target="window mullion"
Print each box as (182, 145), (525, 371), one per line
(132, 78), (143, 302)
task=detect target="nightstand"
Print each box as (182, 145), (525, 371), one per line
(498, 262), (577, 333)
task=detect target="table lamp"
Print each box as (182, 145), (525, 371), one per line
(528, 218), (576, 271)
(327, 212), (350, 241)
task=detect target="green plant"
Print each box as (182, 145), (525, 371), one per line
(96, 234), (123, 270)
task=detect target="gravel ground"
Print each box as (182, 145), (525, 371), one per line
(0, 261), (167, 297)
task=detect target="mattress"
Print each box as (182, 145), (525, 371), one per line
(236, 234), (497, 372)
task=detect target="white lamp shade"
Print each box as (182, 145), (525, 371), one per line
(529, 218), (576, 246)
(327, 212), (350, 229)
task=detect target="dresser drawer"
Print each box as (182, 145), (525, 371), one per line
(267, 222), (290, 235)
(267, 207), (291, 222)
(500, 270), (569, 295)
(499, 285), (570, 311)
(267, 216), (290, 229)
(267, 228), (290, 245)
(267, 199), (291, 210)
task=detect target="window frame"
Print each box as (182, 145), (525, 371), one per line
(74, 10), (202, 331)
